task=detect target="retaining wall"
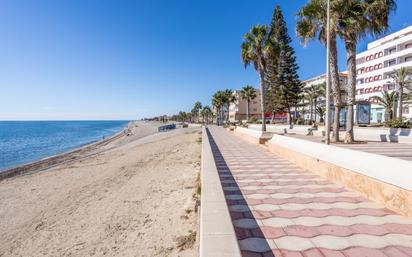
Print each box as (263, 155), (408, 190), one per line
(199, 126), (241, 257)
(266, 134), (412, 217)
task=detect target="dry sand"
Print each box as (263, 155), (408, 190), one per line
(0, 122), (202, 257)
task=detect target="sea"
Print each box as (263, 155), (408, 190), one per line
(0, 120), (130, 172)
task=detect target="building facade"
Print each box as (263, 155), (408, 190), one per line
(302, 26), (412, 124)
(301, 73), (348, 123)
(228, 89), (262, 122)
(355, 25), (412, 122)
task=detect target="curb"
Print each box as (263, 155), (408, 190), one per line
(199, 126), (242, 257)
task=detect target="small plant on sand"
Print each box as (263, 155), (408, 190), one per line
(175, 230), (196, 251)
(192, 172), (201, 212)
(185, 208), (193, 214)
(196, 137), (202, 144)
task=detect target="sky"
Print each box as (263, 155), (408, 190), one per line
(0, 0), (411, 120)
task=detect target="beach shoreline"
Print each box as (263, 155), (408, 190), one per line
(0, 121), (154, 180)
(0, 123), (201, 257)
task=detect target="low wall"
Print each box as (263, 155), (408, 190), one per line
(199, 126), (241, 257)
(248, 124), (412, 144)
(233, 126), (263, 144)
(266, 135), (412, 217)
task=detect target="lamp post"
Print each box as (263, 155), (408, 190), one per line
(325, 0), (331, 144)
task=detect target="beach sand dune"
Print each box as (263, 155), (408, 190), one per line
(0, 124), (201, 257)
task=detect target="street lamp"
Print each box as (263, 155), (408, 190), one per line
(325, 0), (331, 144)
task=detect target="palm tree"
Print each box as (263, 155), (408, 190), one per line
(201, 105), (212, 124)
(212, 91), (225, 125)
(240, 85), (257, 121)
(223, 89), (235, 124)
(336, 0), (396, 142)
(177, 111), (187, 122)
(297, 0), (342, 142)
(371, 91), (397, 122)
(316, 106), (326, 123)
(304, 86), (316, 122)
(193, 101), (202, 123)
(241, 25), (269, 132)
(304, 83), (325, 123)
(391, 67), (412, 120)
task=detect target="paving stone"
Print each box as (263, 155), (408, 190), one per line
(206, 126), (412, 257)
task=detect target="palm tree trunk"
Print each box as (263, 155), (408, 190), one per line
(258, 68), (267, 132)
(217, 108), (220, 125)
(314, 99), (317, 122)
(288, 107), (293, 128)
(246, 100), (250, 121)
(384, 110), (390, 122)
(333, 106), (341, 140)
(398, 83), (404, 120)
(344, 41), (357, 143)
(330, 32), (341, 142)
(309, 101), (313, 122)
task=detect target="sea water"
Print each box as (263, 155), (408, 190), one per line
(0, 120), (129, 171)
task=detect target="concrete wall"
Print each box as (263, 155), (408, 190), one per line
(234, 126), (263, 144)
(200, 126), (241, 257)
(266, 134), (412, 217)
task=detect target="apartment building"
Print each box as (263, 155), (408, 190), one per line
(301, 73), (348, 122)
(356, 25), (412, 122)
(228, 89), (262, 122)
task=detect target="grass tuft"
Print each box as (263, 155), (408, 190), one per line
(175, 230), (196, 251)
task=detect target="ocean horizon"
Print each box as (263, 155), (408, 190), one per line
(0, 120), (130, 172)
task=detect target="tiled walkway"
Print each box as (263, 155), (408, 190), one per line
(206, 126), (412, 257)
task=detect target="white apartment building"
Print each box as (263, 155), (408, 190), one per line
(356, 25), (412, 122)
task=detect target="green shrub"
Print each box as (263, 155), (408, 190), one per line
(248, 117), (258, 124)
(385, 119), (412, 128)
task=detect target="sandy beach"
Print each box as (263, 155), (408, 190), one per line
(0, 122), (201, 257)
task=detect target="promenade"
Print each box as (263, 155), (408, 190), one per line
(286, 134), (412, 161)
(206, 126), (412, 257)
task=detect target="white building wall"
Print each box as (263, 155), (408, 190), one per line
(355, 25), (412, 122)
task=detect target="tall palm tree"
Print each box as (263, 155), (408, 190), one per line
(212, 91), (225, 125)
(222, 89), (235, 124)
(391, 67), (412, 120)
(316, 106), (326, 123)
(304, 83), (325, 123)
(193, 101), (202, 123)
(201, 105), (212, 124)
(297, 0), (342, 142)
(371, 90), (397, 122)
(240, 85), (257, 121)
(304, 86), (316, 122)
(241, 25), (269, 132)
(336, 0), (396, 142)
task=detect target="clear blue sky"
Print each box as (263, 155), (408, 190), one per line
(0, 0), (410, 120)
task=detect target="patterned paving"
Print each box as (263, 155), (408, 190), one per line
(206, 126), (412, 257)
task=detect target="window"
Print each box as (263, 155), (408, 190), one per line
(388, 48), (396, 55)
(356, 58), (365, 65)
(377, 112), (383, 123)
(405, 56), (412, 62)
(388, 60), (396, 66)
(405, 43), (412, 49)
